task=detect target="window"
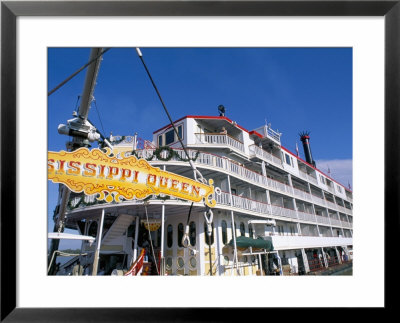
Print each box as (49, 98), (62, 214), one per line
(248, 224), (253, 238)
(165, 129), (175, 145)
(178, 223), (184, 247)
(285, 154), (291, 165)
(167, 224), (173, 248)
(319, 175), (326, 184)
(240, 222), (246, 236)
(189, 221), (196, 246)
(177, 125), (183, 140)
(160, 124), (184, 146)
(221, 220), (228, 244)
(337, 185), (342, 193)
(158, 135), (163, 147)
(177, 257), (185, 269)
(204, 222), (214, 246)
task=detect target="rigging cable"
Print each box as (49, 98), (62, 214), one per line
(144, 204), (160, 275)
(48, 48), (111, 96)
(135, 48), (206, 184)
(93, 98), (107, 137)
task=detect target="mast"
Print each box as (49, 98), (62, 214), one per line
(48, 48), (104, 275)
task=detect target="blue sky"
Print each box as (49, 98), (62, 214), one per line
(48, 47), (352, 250)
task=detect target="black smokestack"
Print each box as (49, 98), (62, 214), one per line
(299, 131), (316, 167)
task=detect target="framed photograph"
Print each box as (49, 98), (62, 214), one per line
(1, 0), (398, 320)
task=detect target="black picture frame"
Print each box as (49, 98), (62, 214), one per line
(1, 0), (398, 321)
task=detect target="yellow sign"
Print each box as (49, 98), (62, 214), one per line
(48, 147), (216, 207)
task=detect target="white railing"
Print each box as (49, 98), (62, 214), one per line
(215, 191), (271, 215)
(293, 187), (313, 202)
(248, 144), (282, 167)
(336, 205), (347, 213)
(325, 200), (337, 210)
(195, 133), (245, 152)
(315, 215), (331, 225)
(215, 191), (231, 206)
(341, 221), (352, 228)
(271, 204), (298, 219)
(135, 148), (348, 216)
(298, 170), (318, 185)
(311, 194), (326, 207)
(330, 218), (342, 227)
(344, 207), (353, 215)
(297, 210), (316, 222)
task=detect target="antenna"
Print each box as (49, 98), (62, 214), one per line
(218, 105), (225, 116)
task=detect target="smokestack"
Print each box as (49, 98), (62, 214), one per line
(299, 131), (316, 167)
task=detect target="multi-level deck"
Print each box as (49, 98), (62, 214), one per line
(59, 115), (352, 276)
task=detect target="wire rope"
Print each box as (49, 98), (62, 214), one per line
(135, 48), (206, 184)
(48, 48), (111, 96)
(144, 204), (160, 275)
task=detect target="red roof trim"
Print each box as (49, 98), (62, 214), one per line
(249, 130), (263, 138)
(153, 115), (252, 134)
(281, 145), (352, 193)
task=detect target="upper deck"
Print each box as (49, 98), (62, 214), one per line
(151, 115), (352, 203)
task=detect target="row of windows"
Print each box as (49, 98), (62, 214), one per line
(157, 124), (183, 147)
(167, 222), (196, 248)
(206, 220), (254, 246)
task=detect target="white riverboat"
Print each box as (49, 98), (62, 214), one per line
(50, 114), (353, 276)
(48, 48), (352, 276)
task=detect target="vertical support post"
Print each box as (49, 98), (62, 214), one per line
(321, 248), (328, 268)
(160, 165), (166, 274)
(133, 215), (140, 263)
(301, 248), (310, 273)
(335, 246), (343, 264)
(228, 173), (239, 275)
(92, 209), (105, 276)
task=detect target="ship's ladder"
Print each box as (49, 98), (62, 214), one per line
(101, 214), (134, 245)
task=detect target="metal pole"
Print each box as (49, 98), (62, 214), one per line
(160, 165), (166, 275)
(160, 203), (165, 275)
(47, 186), (71, 275)
(227, 175), (239, 275)
(92, 209), (105, 275)
(133, 216), (140, 263)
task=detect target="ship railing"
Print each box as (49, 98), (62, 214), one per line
(297, 210), (316, 222)
(156, 148), (291, 198)
(325, 200), (337, 210)
(327, 256), (340, 267)
(292, 187), (313, 202)
(248, 144), (282, 167)
(344, 207), (353, 215)
(271, 204), (298, 219)
(134, 148), (346, 214)
(216, 191), (272, 215)
(215, 191), (231, 206)
(308, 258), (325, 272)
(341, 221), (352, 228)
(195, 133), (245, 153)
(311, 194), (326, 207)
(298, 170), (318, 185)
(329, 218), (342, 227)
(336, 205), (347, 213)
(315, 215), (331, 225)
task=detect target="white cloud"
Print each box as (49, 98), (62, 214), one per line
(315, 159), (353, 189)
